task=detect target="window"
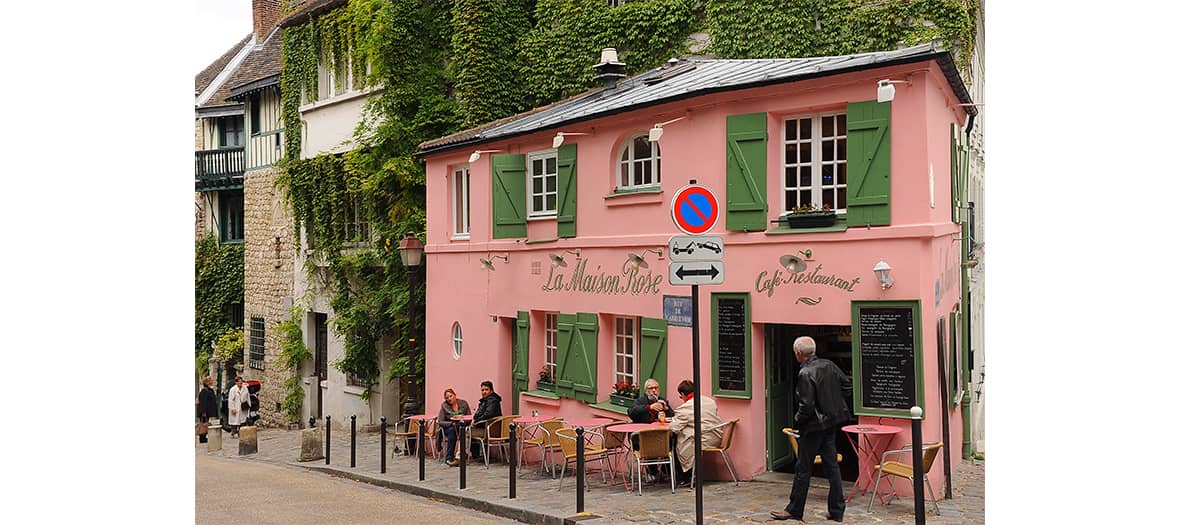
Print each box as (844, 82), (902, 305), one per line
(452, 165), (470, 238)
(614, 316), (638, 387)
(782, 113), (846, 213)
(340, 193), (370, 243)
(219, 190), (244, 243)
(219, 116), (244, 148)
(452, 322), (463, 360)
(249, 317), (265, 370)
(544, 313), (558, 380)
(249, 93), (261, 135)
(617, 134), (660, 190)
(527, 150), (558, 217)
(228, 303), (244, 328)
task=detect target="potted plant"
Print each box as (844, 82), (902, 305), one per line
(536, 368), (555, 392)
(609, 381), (640, 407)
(784, 203), (837, 228)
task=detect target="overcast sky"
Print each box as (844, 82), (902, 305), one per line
(193, 0), (254, 73)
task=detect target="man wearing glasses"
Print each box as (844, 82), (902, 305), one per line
(628, 379), (675, 481)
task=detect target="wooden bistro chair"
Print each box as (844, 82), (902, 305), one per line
(520, 418), (564, 477)
(869, 442), (944, 515)
(555, 427), (615, 491)
(783, 427), (843, 467)
(693, 418), (740, 488)
(632, 427), (675, 495)
(476, 415), (521, 468)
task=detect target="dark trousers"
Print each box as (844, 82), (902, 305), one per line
(443, 424), (458, 461)
(786, 427), (845, 519)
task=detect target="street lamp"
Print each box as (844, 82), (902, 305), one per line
(397, 232), (425, 417)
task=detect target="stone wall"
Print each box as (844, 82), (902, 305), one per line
(242, 166), (297, 428)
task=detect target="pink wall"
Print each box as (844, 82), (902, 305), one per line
(423, 59), (970, 495)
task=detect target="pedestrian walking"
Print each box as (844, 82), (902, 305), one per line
(771, 336), (853, 522)
(227, 376), (249, 438)
(197, 377), (217, 443)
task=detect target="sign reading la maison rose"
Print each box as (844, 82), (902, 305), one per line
(754, 263), (861, 300)
(542, 257), (663, 296)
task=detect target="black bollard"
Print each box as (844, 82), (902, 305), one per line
(508, 422), (517, 499)
(380, 416), (387, 474)
(458, 423), (467, 490)
(325, 415), (331, 465)
(576, 426), (585, 513)
(911, 407), (926, 525)
(350, 415), (357, 468)
(417, 417), (426, 481)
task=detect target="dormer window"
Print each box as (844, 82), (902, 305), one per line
(617, 134), (660, 190)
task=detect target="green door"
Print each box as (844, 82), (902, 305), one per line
(765, 325), (796, 471)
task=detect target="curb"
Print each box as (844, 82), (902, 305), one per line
(294, 462), (581, 525)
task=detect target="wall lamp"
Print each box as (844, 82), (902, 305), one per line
(552, 132), (590, 149)
(479, 254), (509, 271)
(779, 254), (808, 274)
(626, 248), (663, 271)
(648, 115), (687, 142)
(873, 258), (894, 290)
(876, 79), (912, 103)
(468, 149), (503, 163)
(549, 248), (582, 268)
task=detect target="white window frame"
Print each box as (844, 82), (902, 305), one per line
(451, 165), (470, 239)
(781, 112), (847, 214)
(613, 316), (638, 387)
(527, 149), (559, 218)
(451, 322), (463, 360)
(320, 56), (370, 100)
(544, 313), (558, 380)
(616, 133), (661, 191)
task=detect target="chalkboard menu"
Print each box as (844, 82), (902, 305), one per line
(712, 293), (751, 398)
(852, 301), (924, 418)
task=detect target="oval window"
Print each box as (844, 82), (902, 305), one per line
(451, 322), (463, 360)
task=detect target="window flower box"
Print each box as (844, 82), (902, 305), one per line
(610, 381), (639, 407)
(609, 392), (638, 407)
(536, 380), (555, 393)
(780, 204), (837, 229)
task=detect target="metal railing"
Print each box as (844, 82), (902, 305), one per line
(195, 147), (246, 187)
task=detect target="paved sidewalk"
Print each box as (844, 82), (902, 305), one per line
(199, 426), (983, 524)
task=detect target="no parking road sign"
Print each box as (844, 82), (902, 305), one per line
(670, 184), (719, 235)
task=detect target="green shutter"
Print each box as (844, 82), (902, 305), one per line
(555, 312), (598, 403)
(725, 113), (768, 231)
(491, 154), (527, 238)
(513, 311), (530, 392)
(846, 100), (892, 226)
(639, 317), (668, 393)
(556, 144), (577, 238)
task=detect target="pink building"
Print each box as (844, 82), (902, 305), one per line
(419, 43), (976, 496)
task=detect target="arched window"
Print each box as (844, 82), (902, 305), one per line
(617, 134), (660, 190)
(451, 322), (463, 360)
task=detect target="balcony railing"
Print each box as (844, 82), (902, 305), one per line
(195, 147), (245, 190)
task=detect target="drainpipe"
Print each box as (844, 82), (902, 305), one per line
(958, 111), (977, 459)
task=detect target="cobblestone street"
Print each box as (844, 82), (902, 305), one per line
(200, 426), (983, 524)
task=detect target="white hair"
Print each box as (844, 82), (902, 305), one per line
(793, 336), (817, 357)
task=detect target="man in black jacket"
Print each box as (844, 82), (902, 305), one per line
(628, 379), (675, 481)
(772, 336), (853, 522)
(471, 380), (502, 461)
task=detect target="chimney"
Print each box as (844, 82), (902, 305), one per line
(253, 0), (282, 43)
(593, 48), (626, 89)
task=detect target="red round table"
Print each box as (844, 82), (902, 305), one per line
(514, 414), (553, 426)
(408, 414), (434, 421)
(565, 417), (617, 430)
(841, 423), (903, 502)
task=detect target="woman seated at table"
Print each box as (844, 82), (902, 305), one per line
(437, 387), (472, 466)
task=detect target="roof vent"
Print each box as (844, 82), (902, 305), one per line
(593, 47), (626, 89)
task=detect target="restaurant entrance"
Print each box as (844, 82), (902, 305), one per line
(764, 323), (859, 481)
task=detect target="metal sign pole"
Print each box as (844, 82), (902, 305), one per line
(692, 283), (703, 525)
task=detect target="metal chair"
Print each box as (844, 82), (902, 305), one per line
(783, 427), (843, 466)
(554, 427), (615, 491)
(520, 418), (564, 476)
(869, 441), (943, 515)
(476, 415), (521, 467)
(693, 418), (740, 488)
(392, 417), (436, 459)
(631, 427), (675, 495)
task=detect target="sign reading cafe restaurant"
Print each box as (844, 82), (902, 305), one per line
(754, 263), (861, 298)
(542, 257), (663, 296)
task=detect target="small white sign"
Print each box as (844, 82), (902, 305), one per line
(668, 261), (725, 286)
(668, 235), (724, 262)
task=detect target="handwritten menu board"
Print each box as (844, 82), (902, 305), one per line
(852, 301), (924, 418)
(713, 294), (751, 398)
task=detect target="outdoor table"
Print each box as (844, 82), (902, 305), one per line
(841, 423), (903, 503)
(606, 422), (671, 490)
(514, 414), (552, 426)
(409, 414), (434, 420)
(565, 417), (616, 430)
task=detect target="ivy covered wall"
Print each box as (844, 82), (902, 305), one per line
(195, 232), (244, 368)
(271, 0), (978, 400)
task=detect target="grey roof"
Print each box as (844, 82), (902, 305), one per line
(420, 43), (974, 156)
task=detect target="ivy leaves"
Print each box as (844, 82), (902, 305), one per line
(195, 233), (243, 360)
